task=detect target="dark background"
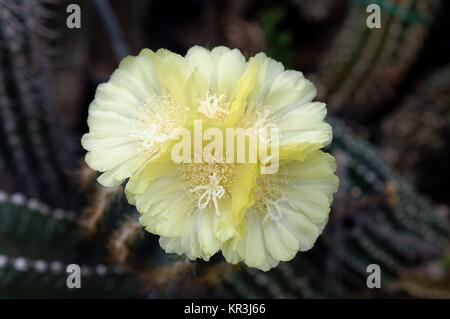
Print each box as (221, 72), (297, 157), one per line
(0, 0), (450, 298)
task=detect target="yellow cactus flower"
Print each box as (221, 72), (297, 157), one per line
(81, 45), (338, 271)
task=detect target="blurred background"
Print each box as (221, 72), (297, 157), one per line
(0, 0), (450, 298)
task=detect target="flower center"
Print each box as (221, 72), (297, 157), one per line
(197, 92), (230, 119)
(241, 108), (279, 143)
(130, 95), (186, 152)
(262, 197), (286, 223)
(254, 169), (289, 222)
(189, 172), (225, 216)
(130, 119), (172, 149)
(180, 162), (234, 216)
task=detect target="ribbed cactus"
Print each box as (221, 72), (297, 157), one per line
(0, 0), (75, 208)
(318, 0), (438, 121)
(0, 190), (147, 298)
(380, 65), (450, 202)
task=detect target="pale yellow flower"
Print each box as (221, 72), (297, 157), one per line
(81, 46), (338, 270)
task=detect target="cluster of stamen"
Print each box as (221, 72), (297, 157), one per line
(130, 95), (186, 152)
(241, 108), (278, 144)
(180, 162), (234, 216)
(254, 169), (290, 223)
(197, 92), (230, 120)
